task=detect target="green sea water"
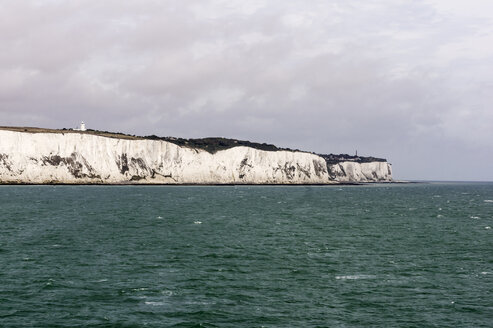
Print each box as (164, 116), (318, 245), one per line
(1, 183), (492, 327)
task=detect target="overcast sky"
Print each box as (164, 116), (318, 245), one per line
(1, 0), (493, 181)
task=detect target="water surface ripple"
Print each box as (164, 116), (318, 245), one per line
(1, 183), (492, 327)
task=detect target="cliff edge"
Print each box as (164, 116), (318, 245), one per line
(0, 128), (392, 184)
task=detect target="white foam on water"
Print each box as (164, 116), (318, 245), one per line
(156, 216), (163, 219)
(470, 216), (480, 219)
(436, 214), (444, 218)
(335, 274), (375, 280)
(481, 272), (489, 275)
(307, 252), (321, 258)
(485, 226), (491, 230)
(484, 200), (493, 203)
(194, 221), (202, 224)
(145, 301), (167, 306)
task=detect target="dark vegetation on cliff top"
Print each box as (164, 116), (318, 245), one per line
(144, 135), (386, 163)
(143, 134), (296, 153)
(319, 154), (387, 164)
(0, 126), (387, 163)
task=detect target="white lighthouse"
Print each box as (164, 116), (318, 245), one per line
(75, 121), (86, 131)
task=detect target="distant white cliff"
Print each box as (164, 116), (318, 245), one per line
(327, 161), (392, 183)
(0, 130), (392, 184)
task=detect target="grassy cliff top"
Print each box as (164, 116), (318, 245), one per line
(0, 126), (292, 152)
(0, 126), (387, 162)
(0, 126), (142, 140)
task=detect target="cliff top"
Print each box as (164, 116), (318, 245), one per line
(0, 126), (293, 152)
(319, 153), (387, 164)
(143, 135), (296, 153)
(0, 126), (387, 163)
(0, 126), (141, 140)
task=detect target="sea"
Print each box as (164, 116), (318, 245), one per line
(1, 182), (492, 327)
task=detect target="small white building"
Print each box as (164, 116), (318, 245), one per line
(75, 121), (86, 131)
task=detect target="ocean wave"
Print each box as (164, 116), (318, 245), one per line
(335, 274), (376, 280)
(144, 301), (167, 306)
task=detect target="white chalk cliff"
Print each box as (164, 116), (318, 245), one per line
(0, 130), (392, 184)
(327, 161), (393, 183)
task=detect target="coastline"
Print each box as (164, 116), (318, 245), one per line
(0, 127), (393, 185)
(0, 181), (410, 186)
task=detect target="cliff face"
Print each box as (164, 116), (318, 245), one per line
(327, 161), (393, 182)
(0, 130), (392, 184)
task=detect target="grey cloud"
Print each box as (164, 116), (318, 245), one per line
(1, 0), (492, 180)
